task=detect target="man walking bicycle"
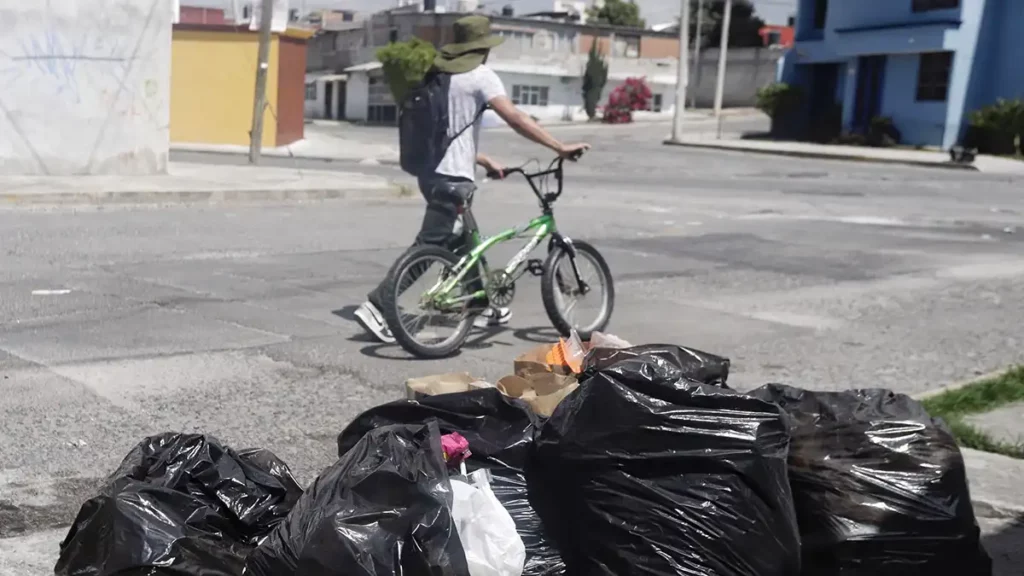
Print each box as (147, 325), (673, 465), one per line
(355, 15), (590, 343)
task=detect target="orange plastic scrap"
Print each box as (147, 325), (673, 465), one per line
(546, 339), (585, 374)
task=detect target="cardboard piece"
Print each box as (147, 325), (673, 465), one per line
(405, 373), (492, 399)
(497, 373), (579, 418)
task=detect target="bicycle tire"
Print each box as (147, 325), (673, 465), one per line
(381, 245), (474, 359)
(541, 240), (615, 340)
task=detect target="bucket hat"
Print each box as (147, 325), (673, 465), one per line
(434, 15), (504, 74)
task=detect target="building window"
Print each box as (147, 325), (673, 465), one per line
(389, 28), (399, 43)
(368, 104), (398, 124)
(916, 51), (953, 101)
(813, 0), (828, 29)
(650, 94), (663, 112)
(912, 0), (959, 12)
(305, 83), (316, 101)
(512, 85), (550, 106)
(612, 35), (640, 58)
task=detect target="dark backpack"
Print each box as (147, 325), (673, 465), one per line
(399, 70), (485, 178)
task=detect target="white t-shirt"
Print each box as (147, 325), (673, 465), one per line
(434, 65), (507, 181)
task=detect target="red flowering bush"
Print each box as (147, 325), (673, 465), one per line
(602, 77), (653, 124)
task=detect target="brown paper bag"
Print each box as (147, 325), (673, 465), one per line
(514, 343), (575, 378)
(405, 372), (485, 399)
(527, 382), (579, 417)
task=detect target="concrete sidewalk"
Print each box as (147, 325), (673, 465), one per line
(171, 108), (767, 165)
(173, 130), (401, 165)
(0, 162), (400, 206)
(963, 448), (1024, 519)
(664, 135), (1024, 175)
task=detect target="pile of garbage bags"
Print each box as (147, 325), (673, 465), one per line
(57, 339), (992, 576)
(56, 433), (302, 576)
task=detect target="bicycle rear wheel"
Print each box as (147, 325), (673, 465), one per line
(541, 240), (615, 340)
(381, 245), (475, 359)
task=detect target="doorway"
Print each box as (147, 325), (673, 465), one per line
(853, 55), (886, 133)
(324, 82), (334, 119)
(808, 63), (840, 142)
(336, 81), (347, 120)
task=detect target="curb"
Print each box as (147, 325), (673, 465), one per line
(912, 369), (1008, 401)
(0, 183), (408, 206)
(170, 147), (401, 166)
(663, 139), (980, 172)
(970, 498), (1024, 520)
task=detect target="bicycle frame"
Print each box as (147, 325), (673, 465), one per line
(425, 213), (555, 307)
(421, 155), (585, 309)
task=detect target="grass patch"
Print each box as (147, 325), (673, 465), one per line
(922, 367), (1024, 458)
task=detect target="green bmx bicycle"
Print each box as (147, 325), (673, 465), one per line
(380, 154), (615, 359)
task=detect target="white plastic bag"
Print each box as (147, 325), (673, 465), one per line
(590, 331), (633, 350)
(450, 469), (526, 576)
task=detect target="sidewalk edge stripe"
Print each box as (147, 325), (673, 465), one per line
(663, 139), (980, 172)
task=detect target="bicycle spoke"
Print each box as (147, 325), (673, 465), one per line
(394, 254), (470, 348)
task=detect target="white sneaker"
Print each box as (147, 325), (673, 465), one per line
(473, 307), (512, 328)
(354, 301), (396, 344)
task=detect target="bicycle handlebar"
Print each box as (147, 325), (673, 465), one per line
(485, 151), (585, 207)
(487, 150), (585, 181)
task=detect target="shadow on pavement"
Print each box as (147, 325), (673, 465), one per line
(981, 515), (1024, 575)
(353, 324), (562, 361)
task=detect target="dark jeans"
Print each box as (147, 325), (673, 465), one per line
(367, 176), (485, 310)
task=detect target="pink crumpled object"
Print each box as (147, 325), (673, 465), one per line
(441, 432), (472, 466)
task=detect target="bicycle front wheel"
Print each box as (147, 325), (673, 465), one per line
(541, 240), (615, 340)
(381, 245), (475, 359)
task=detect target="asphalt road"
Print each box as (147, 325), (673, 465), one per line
(3, 120), (1024, 574)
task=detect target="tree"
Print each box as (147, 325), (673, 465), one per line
(689, 0), (766, 48)
(376, 38), (436, 104)
(582, 42), (609, 120)
(587, 0), (645, 29)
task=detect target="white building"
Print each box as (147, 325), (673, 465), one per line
(307, 8), (777, 125)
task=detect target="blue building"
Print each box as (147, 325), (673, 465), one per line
(780, 0), (1024, 149)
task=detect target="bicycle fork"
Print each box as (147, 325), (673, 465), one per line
(550, 232), (591, 295)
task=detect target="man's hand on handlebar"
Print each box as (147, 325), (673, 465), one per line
(477, 153), (506, 180)
(557, 142), (591, 160)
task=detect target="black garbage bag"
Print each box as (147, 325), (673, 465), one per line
(55, 433), (303, 576)
(246, 422), (470, 576)
(580, 343), (731, 387)
(750, 384), (992, 576)
(531, 353), (800, 576)
(336, 389), (565, 576)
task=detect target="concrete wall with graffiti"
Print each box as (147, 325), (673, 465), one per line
(0, 0), (172, 175)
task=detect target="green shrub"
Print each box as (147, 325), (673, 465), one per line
(968, 98), (1024, 155)
(867, 116), (901, 147)
(755, 83), (802, 119)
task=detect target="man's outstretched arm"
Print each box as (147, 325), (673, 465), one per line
(488, 96), (590, 158)
(476, 152), (504, 178)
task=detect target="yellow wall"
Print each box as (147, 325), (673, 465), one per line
(171, 29), (279, 147)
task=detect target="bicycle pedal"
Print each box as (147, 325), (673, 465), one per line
(526, 259), (544, 277)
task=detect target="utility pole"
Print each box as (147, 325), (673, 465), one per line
(249, 0), (274, 164)
(690, 0), (703, 109)
(713, 0), (733, 139)
(669, 0), (690, 143)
